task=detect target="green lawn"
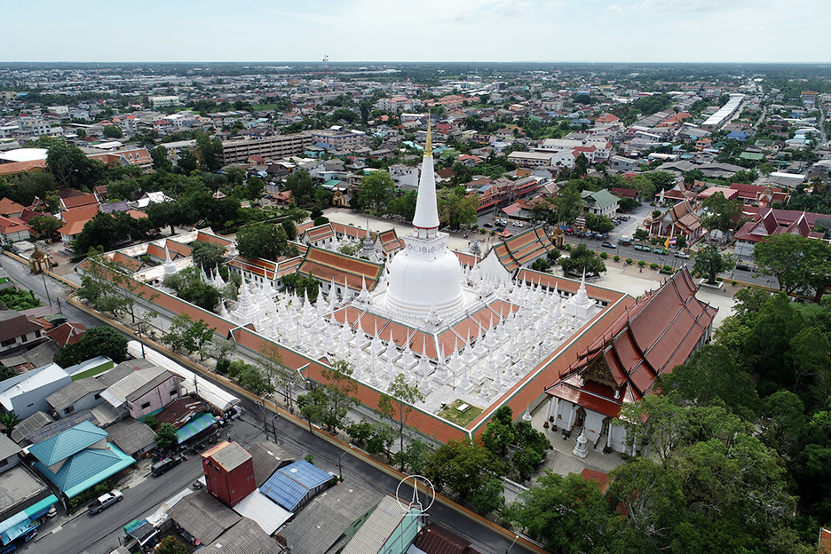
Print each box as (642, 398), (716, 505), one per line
(71, 361), (115, 381)
(438, 399), (483, 427)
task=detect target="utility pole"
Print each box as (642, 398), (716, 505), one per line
(40, 271), (52, 308)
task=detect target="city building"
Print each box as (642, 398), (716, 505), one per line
(221, 133), (313, 165)
(201, 441), (256, 508)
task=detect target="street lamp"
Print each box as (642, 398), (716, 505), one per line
(507, 534), (520, 553)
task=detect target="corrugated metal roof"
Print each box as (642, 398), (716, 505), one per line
(206, 441), (250, 471)
(232, 489), (292, 535)
(260, 460), (332, 511)
(341, 496), (414, 554)
(29, 420), (107, 466)
(0, 433), (21, 460)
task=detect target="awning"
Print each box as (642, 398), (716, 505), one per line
(23, 495), (58, 519)
(0, 512), (28, 542)
(1, 518), (37, 545)
(176, 413), (218, 444)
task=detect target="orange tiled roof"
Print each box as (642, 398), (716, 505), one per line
(0, 198), (25, 215)
(298, 247), (383, 291)
(0, 159), (48, 176)
(58, 205), (99, 236)
(62, 193), (99, 210)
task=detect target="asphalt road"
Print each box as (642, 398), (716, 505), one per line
(20, 392), (532, 554)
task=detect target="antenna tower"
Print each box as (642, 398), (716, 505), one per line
(323, 54), (329, 77)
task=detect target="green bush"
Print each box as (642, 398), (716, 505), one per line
(716, 276), (723, 282)
(625, 258), (633, 264)
(142, 414), (158, 431)
(731, 280), (738, 286)
(638, 260), (646, 267)
(215, 358), (230, 375)
(650, 263), (659, 270)
(663, 265), (672, 272)
(600, 252), (608, 259)
(613, 255), (620, 262)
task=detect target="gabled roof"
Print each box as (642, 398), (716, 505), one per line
(45, 376), (102, 411)
(493, 225), (555, 272)
(545, 269), (717, 417)
(58, 205), (99, 237)
(167, 489), (241, 544)
(29, 420), (107, 466)
(260, 459), (333, 511)
(61, 193), (99, 210)
(0, 311), (43, 343)
(35, 441), (134, 497)
(45, 321), (87, 347)
(297, 246), (383, 291)
(104, 418), (156, 456)
(0, 198), (25, 215)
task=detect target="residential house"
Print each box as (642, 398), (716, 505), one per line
(28, 420), (135, 503)
(100, 365), (183, 420)
(581, 189), (619, 218)
(45, 322), (86, 347)
(201, 441), (256, 508)
(0, 459), (58, 548)
(0, 310), (46, 356)
(341, 495), (422, 554)
(610, 156), (637, 172)
(45, 378), (107, 419)
(57, 205), (99, 245)
(0, 198), (25, 219)
(0, 216), (31, 243)
(104, 418), (156, 458)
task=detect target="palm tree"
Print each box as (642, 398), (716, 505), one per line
(0, 411), (21, 437)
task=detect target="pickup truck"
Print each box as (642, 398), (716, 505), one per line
(151, 455), (183, 477)
(89, 490), (123, 514)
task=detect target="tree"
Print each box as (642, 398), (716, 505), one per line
(54, 326), (129, 368)
(423, 439), (503, 500)
(633, 228), (649, 242)
(753, 233), (831, 299)
(0, 365), (14, 383)
(658, 343), (758, 420)
(438, 187), (479, 230)
(146, 200), (183, 236)
(693, 245), (734, 285)
(190, 240), (228, 271)
(102, 125), (123, 139)
(150, 145), (173, 173)
(46, 141), (104, 189)
(156, 537), (188, 554)
(504, 471), (608, 553)
(28, 215), (61, 241)
(555, 182), (583, 224)
(194, 131), (223, 172)
(700, 192), (743, 236)
(154, 423), (179, 452)
(74, 212), (150, 255)
(280, 218), (297, 241)
(377, 374), (425, 470)
(258, 343), (299, 404)
(162, 314), (215, 357)
(585, 213), (614, 233)
(285, 169), (315, 206)
(357, 171), (396, 212)
(482, 405), (515, 458)
(0, 411), (20, 436)
(557, 243), (606, 277)
(0, 288), (42, 311)
(235, 221), (296, 261)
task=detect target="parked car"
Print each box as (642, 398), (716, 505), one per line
(602, 242), (616, 249)
(735, 263), (752, 271)
(674, 251), (690, 259)
(483, 223), (493, 228)
(88, 490), (123, 514)
(151, 455), (183, 477)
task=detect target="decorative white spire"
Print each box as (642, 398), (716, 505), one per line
(411, 119), (440, 232)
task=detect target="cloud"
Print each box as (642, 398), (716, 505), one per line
(601, 3), (624, 18)
(630, 0), (746, 12)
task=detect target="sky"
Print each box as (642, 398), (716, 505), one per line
(2, 0), (830, 64)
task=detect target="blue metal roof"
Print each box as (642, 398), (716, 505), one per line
(29, 420), (107, 466)
(36, 443), (135, 498)
(260, 460), (332, 511)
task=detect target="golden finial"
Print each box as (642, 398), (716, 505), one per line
(424, 115), (432, 157)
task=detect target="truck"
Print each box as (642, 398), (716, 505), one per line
(618, 235), (632, 245)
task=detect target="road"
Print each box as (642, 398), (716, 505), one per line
(0, 257), (535, 554)
(20, 391), (533, 554)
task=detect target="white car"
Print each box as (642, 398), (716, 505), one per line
(88, 490), (123, 514)
(674, 251), (690, 259)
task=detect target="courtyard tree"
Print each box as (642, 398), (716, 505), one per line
(190, 240), (228, 270)
(753, 233), (831, 300)
(700, 191), (743, 237)
(377, 374), (424, 470)
(554, 181), (583, 224)
(235, 221), (296, 261)
(557, 243), (607, 277)
(693, 245), (734, 285)
(423, 438), (503, 501)
(357, 171), (396, 212)
(53, 326), (129, 368)
(285, 169), (315, 206)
